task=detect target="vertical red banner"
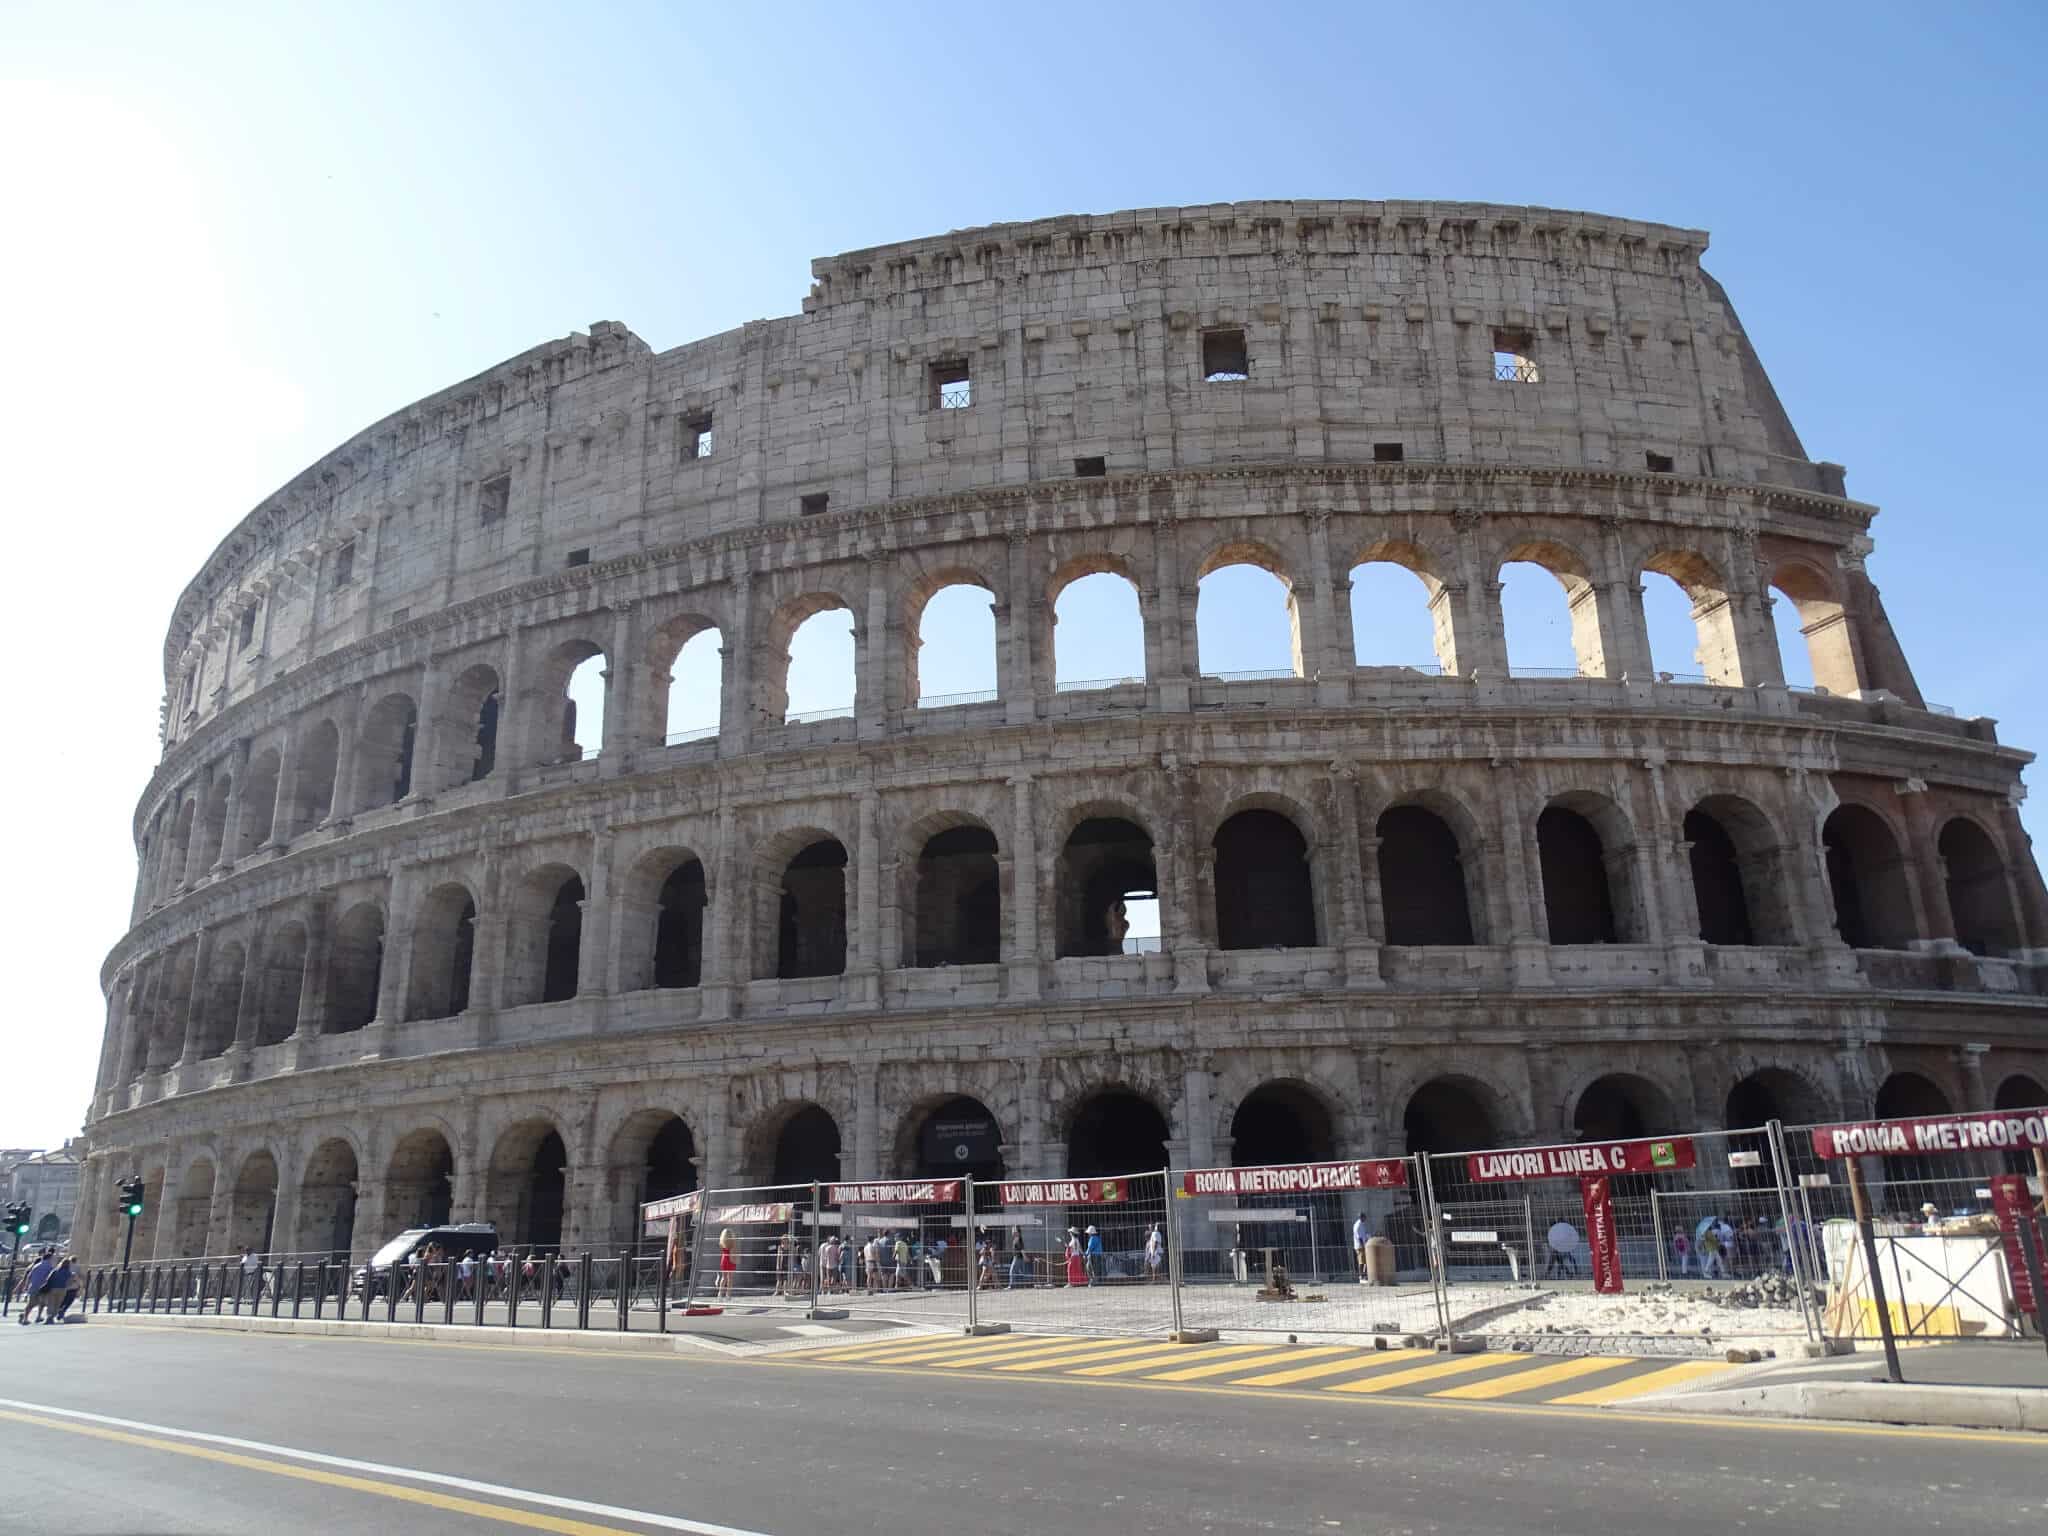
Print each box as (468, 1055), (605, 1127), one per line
(1988, 1173), (2039, 1316)
(1580, 1174), (1623, 1294)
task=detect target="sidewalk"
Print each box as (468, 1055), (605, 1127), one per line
(1631, 1341), (2048, 1432)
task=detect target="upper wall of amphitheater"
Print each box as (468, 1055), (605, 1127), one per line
(157, 200), (1857, 745)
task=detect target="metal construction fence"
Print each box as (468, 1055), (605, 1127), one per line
(30, 1108), (2046, 1352)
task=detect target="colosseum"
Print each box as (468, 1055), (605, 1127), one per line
(79, 199), (2048, 1266)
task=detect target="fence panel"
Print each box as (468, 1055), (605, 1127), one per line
(1425, 1126), (1816, 1343)
(970, 1171), (1175, 1338)
(1173, 1156), (1441, 1341)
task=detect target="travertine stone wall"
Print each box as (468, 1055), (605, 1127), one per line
(80, 202), (2048, 1266)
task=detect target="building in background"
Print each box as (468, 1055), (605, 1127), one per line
(6, 1141), (84, 1246)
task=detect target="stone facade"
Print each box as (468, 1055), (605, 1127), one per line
(80, 201), (2048, 1264)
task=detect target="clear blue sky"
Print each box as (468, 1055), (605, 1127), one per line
(4, 2), (2044, 1147)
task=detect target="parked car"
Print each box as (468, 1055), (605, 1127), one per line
(355, 1223), (499, 1301)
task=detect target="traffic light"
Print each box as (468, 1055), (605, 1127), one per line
(117, 1178), (145, 1219)
(4, 1201), (28, 1238)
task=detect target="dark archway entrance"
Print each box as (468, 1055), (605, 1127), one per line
(901, 1095), (1005, 1182)
(526, 1132), (567, 1249)
(772, 1105), (842, 1187)
(1725, 1069), (1831, 1190)
(1995, 1075), (2048, 1174)
(1212, 810), (1316, 950)
(1873, 1072), (1955, 1192)
(1057, 818), (1157, 957)
(1066, 1090), (1169, 1178)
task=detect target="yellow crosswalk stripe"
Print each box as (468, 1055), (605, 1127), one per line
(1327, 1353), (1517, 1394)
(826, 1335), (1074, 1365)
(801, 1337), (968, 1362)
(923, 1337), (1103, 1369)
(993, 1340), (1188, 1373)
(1430, 1355), (1634, 1400)
(1067, 1343), (1271, 1377)
(1144, 1344), (1355, 1382)
(1546, 1359), (1733, 1406)
(1228, 1349), (1428, 1387)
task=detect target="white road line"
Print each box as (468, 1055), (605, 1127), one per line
(0, 1395), (775, 1536)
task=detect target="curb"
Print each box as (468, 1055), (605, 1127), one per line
(93, 1310), (692, 1355)
(1627, 1379), (2048, 1433)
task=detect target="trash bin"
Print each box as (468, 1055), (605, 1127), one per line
(1363, 1235), (1397, 1287)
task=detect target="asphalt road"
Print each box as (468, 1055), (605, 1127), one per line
(0, 1321), (2041, 1535)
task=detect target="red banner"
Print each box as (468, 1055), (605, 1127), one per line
(996, 1178), (1128, 1205)
(1581, 1175), (1623, 1294)
(1989, 1174), (2041, 1317)
(1809, 1108), (2048, 1161)
(826, 1180), (960, 1205)
(1180, 1160), (1408, 1197)
(1465, 1137), (1696, 1183)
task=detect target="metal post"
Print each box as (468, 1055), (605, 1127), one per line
(577, 1252), (593, 1328)
(386, 1257), (399, 1323)
(473, 1260), (486, 1327)
(1651, 1192), (1668, 1282)
(685, 1203), (711, 1307)
(1417, 1154), (1452, 1338)
(540, 1254), (556, 1330)
(808, 1184), (827, 1321)
(196, 1262), (209, 1314)
(1845, 1154), (1903, 1383)
(290, 1262), (303, 1318)
(963, 1178), (979, 1333)
(442, 1261), (456, 1324)
(1165, 1166), (1188, 1338)
(1766, 1120), (1822, 1343)
(657, 1253), (670, 1334)
(1307, 1202), (1321, 1285)
(1523, 1194), (1535, 1282)
(618, 1251), (631, 1331)
(506, 1250), (520, 1329)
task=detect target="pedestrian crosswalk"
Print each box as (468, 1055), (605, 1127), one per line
(787, 1333), (1744, 1408)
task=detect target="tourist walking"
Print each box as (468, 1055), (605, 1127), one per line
(1063, 1228), (1087, 1287)
(715, 1230), (736, 1299)
(1353, 1213), (1370, 1282)
(1144, 1223), (1165, 1283)
(1084, 1225), (1104, 1284)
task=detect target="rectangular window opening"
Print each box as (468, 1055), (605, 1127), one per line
(680, 412), (714, 459)
(1073, 455), (1107, 478)
(566, 548), (591, 568)
(1492, 330), (1539, 384)
(1202, 328), (1249, 382)
(799, 491), (830, 517)
(1373, 442), (1405, 463)
(333, 541), (355, 587)
(930, 359), (972, 410)
(1645, 451), (1675, 474)
(479, 473), (511, 525)
(237, 607), (258, 650)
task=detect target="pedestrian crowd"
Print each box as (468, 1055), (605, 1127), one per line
(7, 1247), (82, 1324)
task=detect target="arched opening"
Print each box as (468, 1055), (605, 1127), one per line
(1573, 1074), (1681, 1196)
(1686, 809), (1752, 945)
(438, 664), (501, 788)
(773, 839), (847, 980)
(910, 825), (1000, 967)
(1349, 550), (1446, 671)
(1056, 816), (1158, 958)
(148, 949), (196, 1071)
(296, 1139), (359, 1256)
(1212, 808), (1317, 949)
(386, 1129), (454, 1229)
(660, 624), (723, 744)
(1196, 554), (1300, 680)
(1641, 553), (1744, 686)
(604, 1111), (698, 1248)
(286, 719), (339, 836)
(193, 773), (231, 873)
(486, 1120), (567, 1248)
(235, 748), (280, 858)
(769, 1104), (842, 1187)
(1052, 568), (1146, 690)
(1769, 563), (1859, 695)
(227, 1151), (278, 1254)
(1499, 544), (1599, 677)
(1377, 804), (1476, 944)
(1873, 1072), (1956, 1190)
(171, 1158), (215, 1257)
(562, 647), (607, 760)
(655, 859), (707, 987)
(1231, 1081), (1337, 1166)
(911, 581), (998, 708)
(324, 902), (384, 1033)
(405, 883), (477, 1021)
(1995, 1075), (2048, 1173)
(255, 923), (306, 1046)
(780, 604), (856, 724)
(1726, 1068), (1833, 1189)
(1066, 1089), (1170, 1178)
(353, 693), (418, 811)
(1538, 797), (1634, 943)
(1939, 818), (2020, 956)
(1403, 1076), (1504, 1202)
(196, 939), (245, 1059)
(898, 1095), (1005, 1182)
(1823, 804), (1917, 949)
(504, 865), (585, 1007)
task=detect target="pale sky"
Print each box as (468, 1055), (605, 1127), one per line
(4, 2), (2043, 1149)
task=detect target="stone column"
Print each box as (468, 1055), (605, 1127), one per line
(697, 1089), (732, 1196)
(326, 700), (361, 824)
(854, 1062), (881, 1182)
(230, 918), (267, 1064)
(214, 739), (251, 869)
(857, 556), (890, 740)
(606, 600), (645, 760)
(1493, 761), (1549, 984)
(1008, 775), (1041, 998)
(1449, 510), (1508, 677)
(1003, 532), (1037, 726)
(1151, 517), (1191, 710)
(294, 895), (334, 1038)
(266, 731), (299, 847)
(1017, 1055), (1045, 1178)
(177, 931), (213, 1065)
(852, 787), (882, 998)
(581, 829), (612, 999)
(180, 775), (215, 889)
(1896, 780), (1958, 945)
(1330, 766), (1381, 987)
(720, 568), (754, 758)
(1303, 510), (1348, 688)
(373, 869), (413, 1030)
(700, 805), (738, 1018)
(495, 627), (528, 786)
